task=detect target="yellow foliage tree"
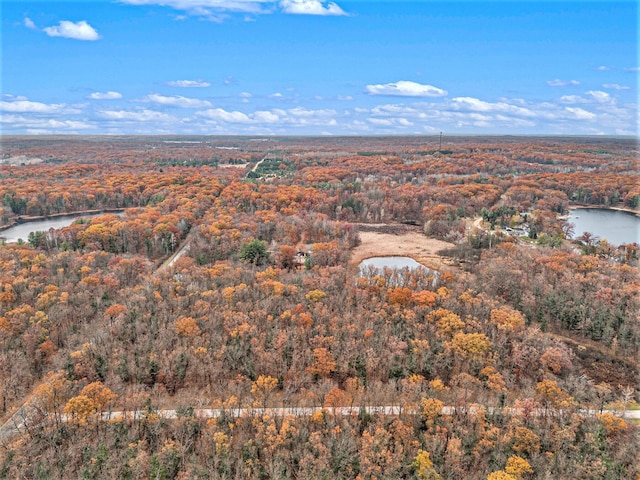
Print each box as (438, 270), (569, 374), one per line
(490, 306), (525, 332)
(487, 472), (516, 480)
(305, 289), (326, 303)
(64, 395), (96, 426)
(419, 397), (444, 427)
(414, 449), (442, 480)
(175, 316), (201, 337)
(597, 412), (628, 436)
(251, 375), (278, 407)
(80, 381), (117, 412)
(511, 426), (541, 456)
(450, 332), (492, 359)
(504, 455), (533, 477)
(535, 379), (575, 410)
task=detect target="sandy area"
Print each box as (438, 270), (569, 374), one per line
(351, 230), (454, 270)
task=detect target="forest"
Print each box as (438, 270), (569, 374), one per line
(0, 135), (638, 479)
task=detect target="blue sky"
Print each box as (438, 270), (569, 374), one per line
(1, 1), (637, 135)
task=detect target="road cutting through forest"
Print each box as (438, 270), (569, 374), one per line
(2, 404), (638, 446)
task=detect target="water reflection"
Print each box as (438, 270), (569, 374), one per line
(358, 256), (439, 288)
(569, 209), (640, 246)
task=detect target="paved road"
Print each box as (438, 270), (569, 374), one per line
(3, 402), (638, 446)
(98, 405), (640, 421)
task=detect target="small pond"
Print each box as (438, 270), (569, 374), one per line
(569, 209), (640, 246)
(358, 256), (439, 287)
(0, 212), (122, 243)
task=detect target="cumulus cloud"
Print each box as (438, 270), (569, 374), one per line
(559, 95), (585, 104)
(1, 114), (93, 131)
(253, 110), (280, 123)
(43, 20), (100, 41)
(197, 108), (252, 123)
(546, 79), (580, 87)
(88, 91), (123, 100)
(98, 109), (175, 122)
(0, 99), (78, 114)
(166, 80), (211, 88)
(586, 90), (612, 103)
(564, 107), (596, 120)
(143, 93), (212, 108)
(449, 97), (535, 117)
(280, 0), (346, 15)
(196, 106), (337, 127)
(121, 0), (349, 20)
(596, 66), (611, 71)
(122, 0), (267, 13)
(366, 81), (447, 98)
(602, 84), (630, 90)
(24, 17), (37, 29)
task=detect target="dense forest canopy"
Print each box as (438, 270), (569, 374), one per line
(0, 135), (638, 479)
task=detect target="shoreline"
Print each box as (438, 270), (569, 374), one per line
(569, 204), (640, 218)
(0, 208), (126, 233)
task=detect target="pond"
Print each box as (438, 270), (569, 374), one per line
(0, 212), (121, 243)
(569, 208), (640, 246)
(358, 256), (439, 287)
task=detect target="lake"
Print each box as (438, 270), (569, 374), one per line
(569, 208), (640, 246)
(358, 256), (439, 287)
(0, 212), (120, 243)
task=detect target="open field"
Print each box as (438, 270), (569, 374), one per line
(351, 229), (454, 270)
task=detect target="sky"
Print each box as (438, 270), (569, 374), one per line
(1, 0), (638, 136)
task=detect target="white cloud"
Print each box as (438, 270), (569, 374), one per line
(559, 95), (586, 104)
(143, 93), (212, 108)
(366, 81), (447, 98)
(596, 66), (611, 71)
(121, 0), (348, 20)
(88, 91), (123, 100)
(197, 108), (252, 123)
(166, 80), (211, 88)
(564, 107), (596, 120)
(450, 97), (535, 117)
(121, 0), (273, 19)
(196, 106), (337, 127)
(367, 117), (413, 127)
(253, 110), (280, 123)
(280, 0), (346, 15)
(285, 106), (335, 118)
(586, 90), (612, 103)
(602, 84), (630, 90)
(623, 67), (640, 72)
(0, 99), (78, 114)
(24, 17), (37, 29)
(43, 20), (100, 41)
(269, 92), (284, 98)
(98, 109), (175, 122)
(1, 114), (93, 132)
(546, 79), (580, 87)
